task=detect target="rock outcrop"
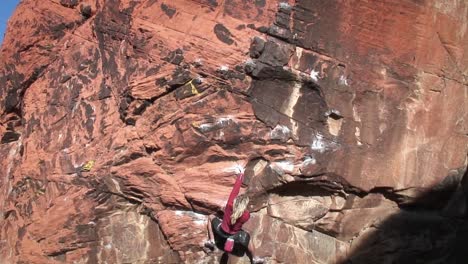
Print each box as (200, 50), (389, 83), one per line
(0, 0), (467, 263)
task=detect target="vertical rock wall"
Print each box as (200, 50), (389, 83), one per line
(0, 0), (467, 263)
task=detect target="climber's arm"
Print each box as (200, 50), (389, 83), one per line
(226, 173), (244, 208)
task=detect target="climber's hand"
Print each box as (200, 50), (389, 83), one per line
(234, 163), (245, 175)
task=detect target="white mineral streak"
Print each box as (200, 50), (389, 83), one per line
(310, 69), (320, 81)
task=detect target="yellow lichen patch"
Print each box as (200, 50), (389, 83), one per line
(191, 121), (201, 128)
(81, 160), (95, 172)
(187, 79), (199, 95)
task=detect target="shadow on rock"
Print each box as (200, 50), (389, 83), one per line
(340, 167), (468, 264)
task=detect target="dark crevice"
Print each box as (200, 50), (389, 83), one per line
(144, 145), (160, 155)
(124, 186), (147, 200)
(47, 247), (81, 257)
(268, 181), (336, 197)
(112, 152), (145, 166)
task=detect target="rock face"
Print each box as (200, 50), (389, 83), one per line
(0, 0), (467, 263)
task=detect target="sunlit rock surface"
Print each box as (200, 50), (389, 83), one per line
(0, 0), (467, 263)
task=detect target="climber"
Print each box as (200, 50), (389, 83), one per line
(204, 171), (264, 264)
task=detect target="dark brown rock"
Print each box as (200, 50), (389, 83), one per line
(60, 0), (79, 8)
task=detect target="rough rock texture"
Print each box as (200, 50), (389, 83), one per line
(0, 0), (467, 263)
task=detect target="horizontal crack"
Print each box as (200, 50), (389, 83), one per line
(421, 70), (467, 86)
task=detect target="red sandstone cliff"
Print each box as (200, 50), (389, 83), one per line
(0, 0), (467, 263)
